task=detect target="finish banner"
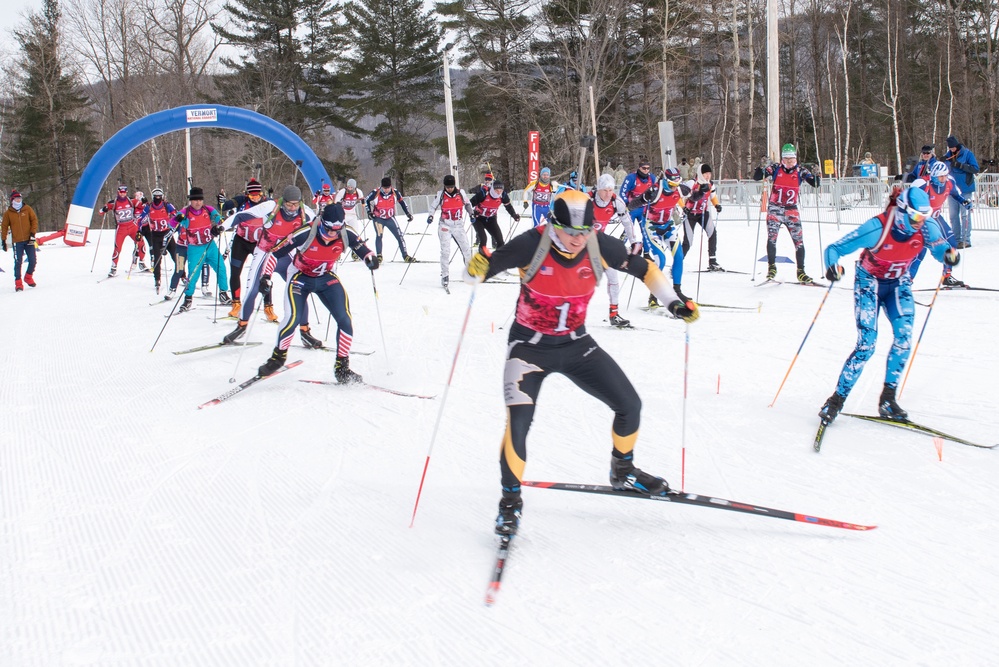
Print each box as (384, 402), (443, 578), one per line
(527, 131), (540, 183)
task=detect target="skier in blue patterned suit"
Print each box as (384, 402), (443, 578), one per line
(817, 187), (960, 425)
(257, 203), (379, 382)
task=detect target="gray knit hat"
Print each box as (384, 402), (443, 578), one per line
(282, 185), (302, 202)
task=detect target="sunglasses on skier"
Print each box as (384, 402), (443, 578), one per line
(554, 223), (594, 237)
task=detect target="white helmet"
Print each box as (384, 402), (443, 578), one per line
(596, 174), (616, 191)
(928, 161), (949, 180)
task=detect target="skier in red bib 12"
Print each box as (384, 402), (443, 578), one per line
(464, 189), (700, 537)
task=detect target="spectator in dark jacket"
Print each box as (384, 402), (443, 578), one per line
(1, 190), (39, 291)
(905, 145), (940, 183)
(943, 135), (980, 248)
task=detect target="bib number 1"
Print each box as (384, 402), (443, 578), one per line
(553, 302), (571, 332)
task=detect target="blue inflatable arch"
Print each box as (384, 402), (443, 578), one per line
(62, 105), (331, 246)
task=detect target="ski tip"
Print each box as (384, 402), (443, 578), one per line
(484, 583), (500, 607)
(795, 513), (877, 531)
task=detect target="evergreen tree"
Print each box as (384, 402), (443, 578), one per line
(436, 0), (537, 185)
(211, 0), (360, 140)
(2, 0), (94, 226)
(342, 0), (444, 193)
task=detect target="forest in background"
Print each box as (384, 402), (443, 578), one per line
(2, 0), (997, 229)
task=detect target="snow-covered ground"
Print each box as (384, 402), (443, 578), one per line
(2, 210), (997, 665)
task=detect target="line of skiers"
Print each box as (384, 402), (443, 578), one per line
(96, 153), (966, 539)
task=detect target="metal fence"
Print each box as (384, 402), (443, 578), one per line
(400, 175), (999, 232)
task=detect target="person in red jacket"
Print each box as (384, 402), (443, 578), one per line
(468, 179), (520, 251)
(256, 203), (379, 381)
(464, 190), (700, 536)
(101, 185), (148, 277)
(1, 190), (39, 291)
(364, 176), (415, 262)
(313, 183), (336, 209)
(136, 188), (178, 293)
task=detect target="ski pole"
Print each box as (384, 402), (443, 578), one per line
(126, 232), (140, 280)
(399, 224), (430, 285)
(150, 230), (173, 282)
(681, 322), (690, 493)
(751, 184), (767, 281)
(815, 182), (825, 274)
(694, 222), (705, 302)
(410, 280), (479, 527)
(228, 299), (264, 383)
(210, 231), (223, 323)
(899, 271), (946, 397)
(768, 281), (836, 407)
(310, 293), (322, 327)
(390, 215), (414, 263)
(449, 220), (473, 264)
(149, 285), (186, 352)
(370, 270), (391, 370)
(90, 211), (108, 273)
(229, 261), (269, 382)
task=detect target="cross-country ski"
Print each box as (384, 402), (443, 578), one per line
(198, 360), (303, 408)
(521, 481), (876, 531)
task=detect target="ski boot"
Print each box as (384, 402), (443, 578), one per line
(942, 275), (965, 288)
(218, 290), (232, 306)
(138, 260), (149, 272)
(227, 299), (241, 318)
(878, 384), (908, 421)
(609, 454), (669, 495)
(201, 286), (212, 298)
(15, 279), (23, 292)
(155, 281), (161, 295)
(107, 265), (117, 278)
(376, 254), (383, 264)
(24, 273), (35, 287)
(404, 255), (417, 263)
(178, 295), (194, 312)
(766, 264), (777, 281)
(222, 320), (248, 345)
(818, 392), (845, 424)
(708, 258), (725, 272)
(300, 326), (324, 349)
(165, 289), (176, 301)
(334, 356), (363, 384)
(609, 313), (631, 327)
(495, 491), (523, 536)
(263, 304), (279, 322)
(441, 276), (449, 291)
(258, 348), (287, 377)
(609, 306), (630, 328)
(797, 269), (814, 285)
(647, 294), (660, 309)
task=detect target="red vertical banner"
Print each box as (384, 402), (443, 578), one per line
(527, 131), (540, 183)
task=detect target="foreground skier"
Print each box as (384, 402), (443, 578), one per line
(464, 190), (700, 536)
